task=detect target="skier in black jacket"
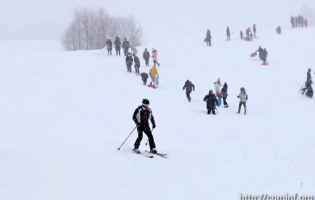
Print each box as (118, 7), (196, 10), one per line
(203, 90), (218, 115)
(132, 99), (157, 154)
(183, 80), (195, 102)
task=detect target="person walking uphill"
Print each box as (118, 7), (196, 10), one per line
(132, 99), (157, 154)
(226, 27), (231, 40)
(152, 48), (160, 66)
(237, 87), (248, 115)
(203, 90), (218, 115)
(143, 48), (150, 66)
(221, 82), (228, 108)
(205, 29), (211, 46)
(149, 65), (159, 87)
(122, 38), (130, 56)
(140, 72), (148, 85)
(183, 80), (195, 102)
(105, 39), (112, 55)
(125, 53), (133, 72)
(253, 24), (257, 37)
(133, 54), (140, 74)
(115, 37), (121, 56)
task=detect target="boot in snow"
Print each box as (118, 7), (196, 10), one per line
(150, 148), (157, 154)
(133, 148), (141, 154)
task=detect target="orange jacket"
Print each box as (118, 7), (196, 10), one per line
(149, 65), (159, 75)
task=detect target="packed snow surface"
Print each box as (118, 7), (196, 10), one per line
(1, 28), (315, 200)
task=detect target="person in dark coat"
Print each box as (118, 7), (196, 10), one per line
(253, 24), (257, 37)
(203, 90), (218, 115)
(105, 39), (112, 55)
(143, 48), (150, 66)
(122, 38), (130, 56)
(140, 72), (148, 85)
(291, 16), (295, 28)
(307, 68), (312, 80)
(133, 54), (140, 74)
(183, 80), (195, 102)
(276, 26), (281, 34)
(205, 29), (211, 46)
(240, 31), (243, 39)
(221, 82), (228, 108)
(255, 46), (264, 59)
(114, 37), (121, 56)
(301, 78), (313, 98)
(132, 99), (157, 154)
(226, 27), (230, 40)
(125, 53), (133, 72)
(260, 48), (268, 63)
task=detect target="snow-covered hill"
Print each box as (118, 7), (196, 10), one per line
(1, 27), (315, 200)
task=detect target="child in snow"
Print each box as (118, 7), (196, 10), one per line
(205, 29), (211, 46)
(237, 87), (248, 115)
(203, 90), (218, 115)
(149, 65), (159, 86)
(221, 82), (228, 108)
(140, 72), (149, 85)
(183, 80), (195, 102)
(214, 78), (222, 97)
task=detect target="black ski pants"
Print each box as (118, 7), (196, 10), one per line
(207, 105), (216, 115)
(223, 96), (228, 106)
(116, 49), (120, 56)
(134, 126), (156, 149)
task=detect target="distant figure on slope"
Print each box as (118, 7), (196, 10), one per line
(105, 39), (112, 55)
(276, 26), (281, 34)
(253, 24), (257, 37)
(132, 99), (157, 154)
(133, 54), (140, 74)
(140, 72), (148, 85)
(143, 48), (150, 66)
(183, 80), (195, 102)
(214, 78), (222, 97)
(149, 65), (159, 86)
(291, 16), (295, 28)
(255, 46), (264, 60)
(261, 48), (268, 63)
(205, 29), (211, 46)
(115, 37), (121, 56)
(301, 78), (313, 98)
(246, 27), (252, 39)
(122, 38), (130, 56)
(203, 90), (218, 115)
(152, 48), (160, 66)
(304, 19), (308, 27)
(226, 27), (231, 40)
(240, 31), (243, 39)
(221, 82), (228, 108)
(237, 87), (248, 115)
(125, 53), (133, 72)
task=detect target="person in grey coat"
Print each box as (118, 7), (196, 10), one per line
(253, 24), (257, 37)
(307, 68), (312, 80)
(140, 72), (148, 85)
(105, 39), (112, 55)
(122, 38), (130, 56)
(226, 27), (230, 40)
(240, 31), (243, 39)
(125, 53), (133, 72)
(143, 48), (150, 66)
(133, 54), (140, 74)
(115, 37), (121, 56)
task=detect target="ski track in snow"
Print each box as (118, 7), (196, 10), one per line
(0, 28), (315, 200)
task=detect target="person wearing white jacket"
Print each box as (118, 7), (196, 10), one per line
(214, 78), (222, 97)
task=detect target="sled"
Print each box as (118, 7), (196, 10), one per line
(251, 52), (257, 57)
(216, 92), (221, 98)
(148, 85), (157, 89)
(217, 97), (222, 107)
(243, 37), (253, 41)
(262, 62), (269, 66)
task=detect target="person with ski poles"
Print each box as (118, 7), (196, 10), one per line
(132, 99), (157, 154)
(183, 80), (195, 102)
(237, 87), (248, 115)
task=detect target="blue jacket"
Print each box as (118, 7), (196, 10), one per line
(221, 83), (228, 98)
(238, 90), (248, 102)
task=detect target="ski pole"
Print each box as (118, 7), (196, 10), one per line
(117, 126), (137, 150)
(145, 128), (154, 145)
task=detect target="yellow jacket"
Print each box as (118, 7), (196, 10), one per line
(149, 65), (159, 75)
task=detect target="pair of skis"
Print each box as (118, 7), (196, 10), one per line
(133, 149), (167, 158)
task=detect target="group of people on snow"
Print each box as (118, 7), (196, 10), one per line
(182, 78), (248, 115)
(291, 15), (308, 28)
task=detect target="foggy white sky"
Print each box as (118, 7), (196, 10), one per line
(0, 0), (314, 40)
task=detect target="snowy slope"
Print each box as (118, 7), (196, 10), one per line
(1, 27), (315, 200)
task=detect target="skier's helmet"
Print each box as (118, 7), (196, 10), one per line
(142, 99), (150, 107)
